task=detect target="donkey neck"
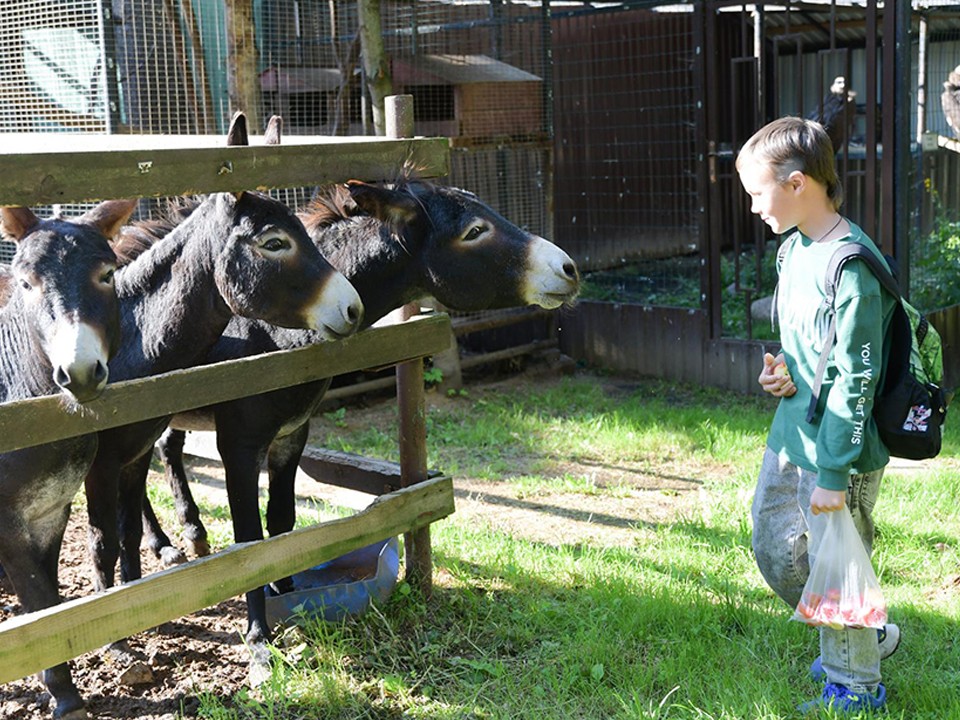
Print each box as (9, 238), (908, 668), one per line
(111, 206), (233, 381)
(314, 218), (423, 328)
(0, 294), (58, 401)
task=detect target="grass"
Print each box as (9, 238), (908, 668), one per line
(158, 371), (960, 720)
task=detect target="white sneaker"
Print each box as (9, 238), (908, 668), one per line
(877, 623), (901, 660)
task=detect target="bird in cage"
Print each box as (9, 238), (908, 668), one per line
(807, 75), (857, 153)
(941, 65), (960, 139)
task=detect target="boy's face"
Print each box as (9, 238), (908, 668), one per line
(737, 154), (800, 235)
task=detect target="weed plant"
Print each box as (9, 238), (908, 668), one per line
(168, 373), (959, 720)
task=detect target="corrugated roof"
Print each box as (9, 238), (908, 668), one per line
(393, 54), (542, 85)
(259, 67), (344, 93)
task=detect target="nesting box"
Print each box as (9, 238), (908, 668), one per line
(259, 66), (363, 134)
(391, 54), (543, 143)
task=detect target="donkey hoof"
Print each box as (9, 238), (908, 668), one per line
(104, 638), (143, 666)
(189, 538), (211, 557)
(246, 644), (273, 688)
(53, 704), (89, 720)
(158, 546), (187, 566)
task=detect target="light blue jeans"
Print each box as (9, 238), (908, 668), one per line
(752, 447), (884, 693)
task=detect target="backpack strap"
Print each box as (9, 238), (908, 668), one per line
(770, 238), (794, 331)
(806, 242), (900, 423)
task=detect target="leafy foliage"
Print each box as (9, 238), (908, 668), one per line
(910, 184), (960, 313)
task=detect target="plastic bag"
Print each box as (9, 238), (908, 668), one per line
(791, 510), (887, 630)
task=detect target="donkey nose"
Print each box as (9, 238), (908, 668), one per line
(346, 298), (363, 327)
(54, 366), (72, 390)
(54, 360), (109, 402)
(562, 260), (578, 281)
(93, 360), (108, 385)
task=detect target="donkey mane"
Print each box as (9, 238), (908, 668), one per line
(0, 292), (54, 401)
(112, 197), (200, 267)
(300, 185), (357, 235)
(300, 175), (439, 236)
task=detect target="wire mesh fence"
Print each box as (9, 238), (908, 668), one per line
(2, 2), (958, 337)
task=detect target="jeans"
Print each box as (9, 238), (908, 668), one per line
(752, 447), (884, 693)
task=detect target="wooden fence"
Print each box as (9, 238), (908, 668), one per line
(0, 118), (456, 684)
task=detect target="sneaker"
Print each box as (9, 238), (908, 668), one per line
(799, 682), (886, 713)
(810, 623), (900, 681)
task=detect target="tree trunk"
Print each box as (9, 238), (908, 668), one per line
(357, 0), (392, 136)
(225, 0), (261, 132)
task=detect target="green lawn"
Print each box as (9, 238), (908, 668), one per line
(170, 371), (960, 720)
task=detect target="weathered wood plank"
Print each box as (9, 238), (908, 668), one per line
(0, 135), (449, 206)
(0, 476), (455, 685)
(0, 313), (451, 453)
(298, 446), (442, 496)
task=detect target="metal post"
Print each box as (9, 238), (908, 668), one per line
(97, 0), (122, 133)
(386, 94), (433, 597)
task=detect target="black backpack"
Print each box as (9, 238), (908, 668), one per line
(807, 243), (947, 460)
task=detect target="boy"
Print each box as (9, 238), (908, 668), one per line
(736, 116), (899, 713)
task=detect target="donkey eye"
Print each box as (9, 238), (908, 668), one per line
(462, 223), (487, 242)
(100, 267), (116, 285)
(259, 232), (291, 253)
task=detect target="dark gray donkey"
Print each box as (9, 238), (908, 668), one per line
(0, 200), (137, 720)
(83, 187), (363, 599)
(133, 115), (580, 686)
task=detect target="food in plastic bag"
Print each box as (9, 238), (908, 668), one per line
(791, 509), (887, 630)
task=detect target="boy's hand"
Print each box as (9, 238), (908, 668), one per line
(758, 352), (797, 398)
(810, 487), (846, 515)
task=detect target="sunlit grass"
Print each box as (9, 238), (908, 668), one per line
(157, 371), (960, 720)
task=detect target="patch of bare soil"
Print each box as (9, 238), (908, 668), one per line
(0, 368), (709, 719)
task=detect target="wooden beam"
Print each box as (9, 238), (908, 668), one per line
(0, 476), (455, 685)
(0, 135), (449, 206)
(298, 446), (442, 496)
(0, 313), (451, 453)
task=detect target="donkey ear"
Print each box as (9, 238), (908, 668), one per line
(346, 180), (419, 225)
(78, 199), (140, 239)
(0, 207), (41, 242)
(227, 111), (249, 147)
(264, 115), (283, 145)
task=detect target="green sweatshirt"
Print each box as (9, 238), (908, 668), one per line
(769, 221), (897, 491)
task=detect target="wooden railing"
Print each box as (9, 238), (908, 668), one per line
(0, 117), (455, 684)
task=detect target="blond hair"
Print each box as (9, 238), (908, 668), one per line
(736, 117), (843, 210)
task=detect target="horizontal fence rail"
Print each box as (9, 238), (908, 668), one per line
(0, 312), (452, 453)
(0, 134), (449, 205)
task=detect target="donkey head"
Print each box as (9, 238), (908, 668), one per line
(209, 191), (362, 338)
(346, 180), (580, 311)
(2, 199), (137, 402)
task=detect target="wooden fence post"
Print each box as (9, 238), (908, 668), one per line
(386, 94), (435, 597)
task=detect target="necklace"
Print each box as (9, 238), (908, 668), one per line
(814, 215), (843, 243)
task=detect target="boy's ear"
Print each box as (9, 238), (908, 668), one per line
(786, 170), (806, 193)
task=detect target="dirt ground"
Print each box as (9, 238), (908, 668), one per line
(0, 369), (716, 719)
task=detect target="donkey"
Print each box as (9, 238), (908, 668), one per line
(0, 200), (137, 720)
(134, 173), (580, 684)
(83, 188), (363, 608)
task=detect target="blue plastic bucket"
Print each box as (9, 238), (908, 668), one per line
(264, 537), (401, 626)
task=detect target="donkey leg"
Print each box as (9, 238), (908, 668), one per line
(157, 428), (210, 556)
(0, 513), (87, 719)
(117, 452), (153, 584)
(84, 450), (121, 593)
(141, 487), (187, 567)
(263, 423), (310, 596)
(218, 437), (275, 686)
(265, 423), (309, 538)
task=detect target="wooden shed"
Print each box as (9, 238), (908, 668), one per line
(391, 54), (543, 143)
(259, 66), (363, 135)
